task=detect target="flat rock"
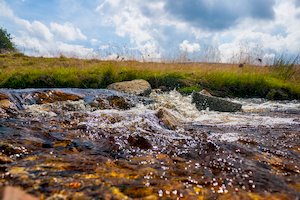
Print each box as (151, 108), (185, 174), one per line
(107, 79), (151, 96)
(192, 92), (242, 112)
(33, 90), (83, 104)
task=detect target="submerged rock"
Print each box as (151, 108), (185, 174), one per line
(0, 152), (13, 164)
(128, 135), (152, 150)
(107, 79), (152, 96)
(192, 92), (242, 112)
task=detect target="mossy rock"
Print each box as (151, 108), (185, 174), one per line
(266, 88), (290, 100)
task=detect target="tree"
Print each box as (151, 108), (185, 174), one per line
(0, 27), (16, 52)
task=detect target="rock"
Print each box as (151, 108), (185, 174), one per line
(1, 186), (38, 200)
(0, 93), (16, 111)
(107, 79), (152, 96)
(0, 107), (8, 118)
(156, 108), (181, 130)
(0, 153), (13, 164)
(0, 93), (9, 100)
(107, 96), (131, 110)
(266, 88), (290, 100)
(192, 92), (242, 112)
(0, 143), (24, 156)
(128, 135), (152, 150)
(33, 90), (83, 104)
(90, 96), (132, 110)
(199, 89), (212, 96)
(0, 99), (15, 109)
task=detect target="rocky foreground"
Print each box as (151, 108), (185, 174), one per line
(0, 86), (299, 199)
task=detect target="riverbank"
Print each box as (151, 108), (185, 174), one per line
(0, 53), (299, 100)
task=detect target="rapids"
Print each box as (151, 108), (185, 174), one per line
(0, 88), (299, 199)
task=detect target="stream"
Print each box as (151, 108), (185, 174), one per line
(0, 89), (299, 199)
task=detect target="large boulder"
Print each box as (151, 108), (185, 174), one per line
(107, 79), (151, 96)
(192, 91), (242, 112)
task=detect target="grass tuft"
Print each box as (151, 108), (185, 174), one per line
(0, 54), (299, 99)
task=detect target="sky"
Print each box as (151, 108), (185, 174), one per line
(0, 0), (299, 63)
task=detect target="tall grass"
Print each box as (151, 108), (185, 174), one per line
(0, 53), (299, 99)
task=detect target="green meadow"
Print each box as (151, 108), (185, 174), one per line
(0, 53), (299, 100)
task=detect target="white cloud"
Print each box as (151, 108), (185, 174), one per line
(179, 40), (200, 53)
(0, 0), (96, 58)
(1, 0), (300, 61)
(96, 0), (162, 59)
(29, 21), (53, 41)
(50, 22), (87, 41)
(13, 36), (97, 58)
(0, 0), (14, 18)
(215, 1), (300, 62)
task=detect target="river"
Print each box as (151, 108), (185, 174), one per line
(0, 89), (299, 199)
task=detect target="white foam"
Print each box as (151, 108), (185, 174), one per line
(150, 90), (300, 127)
(209, 132), (240, 142)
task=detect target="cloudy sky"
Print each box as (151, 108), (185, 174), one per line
(0, 0), (299, 62)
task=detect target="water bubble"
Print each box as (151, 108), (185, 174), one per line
(158, 190), (163, 197)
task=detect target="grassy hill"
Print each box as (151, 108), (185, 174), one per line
(0, 53), (299, 100)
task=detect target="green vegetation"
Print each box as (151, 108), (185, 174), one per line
(0, 27), (17, 52)
(0, 53), (299, 100)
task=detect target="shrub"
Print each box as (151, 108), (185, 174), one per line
(0, 27), (17, 52)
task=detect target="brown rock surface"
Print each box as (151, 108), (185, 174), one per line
(1, 187), (38, 200)
(107, 79), (151, 96)
(156, 108), (181, 130)
(33, 90), (83, 104)
(0, 93), (9, 100)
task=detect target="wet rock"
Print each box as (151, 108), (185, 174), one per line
(107, 96), (131, 110)
(0, 107), (9, 118)
(107, 79), (152, 96)
(192, 92), (242, 112)
(33, 90), (83, 104)
(0, 98), (16, 110)
(0, 143), (24, 156)
(1, 186), (38, 200)
(89, 98), (108, 109)
(0, 93), (9, 100)
(156, 108), (181, 130)
(45, 194), (67, 200)
(90, 96), (132, 110)
(0, 98), (18, 118)
(128, 135), (152, 150)
(266, 88), (290, 100)
(199, 89), (212, 96)
(0, 152), (13, 164)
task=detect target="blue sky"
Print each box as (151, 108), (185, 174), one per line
(0, 0), (299, 62)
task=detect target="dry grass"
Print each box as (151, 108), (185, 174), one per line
(0, 53), (299, 99)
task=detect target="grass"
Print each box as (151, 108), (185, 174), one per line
(0, 53), (299, 100)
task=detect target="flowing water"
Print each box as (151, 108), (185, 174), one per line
(0, 89), (299, 199)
